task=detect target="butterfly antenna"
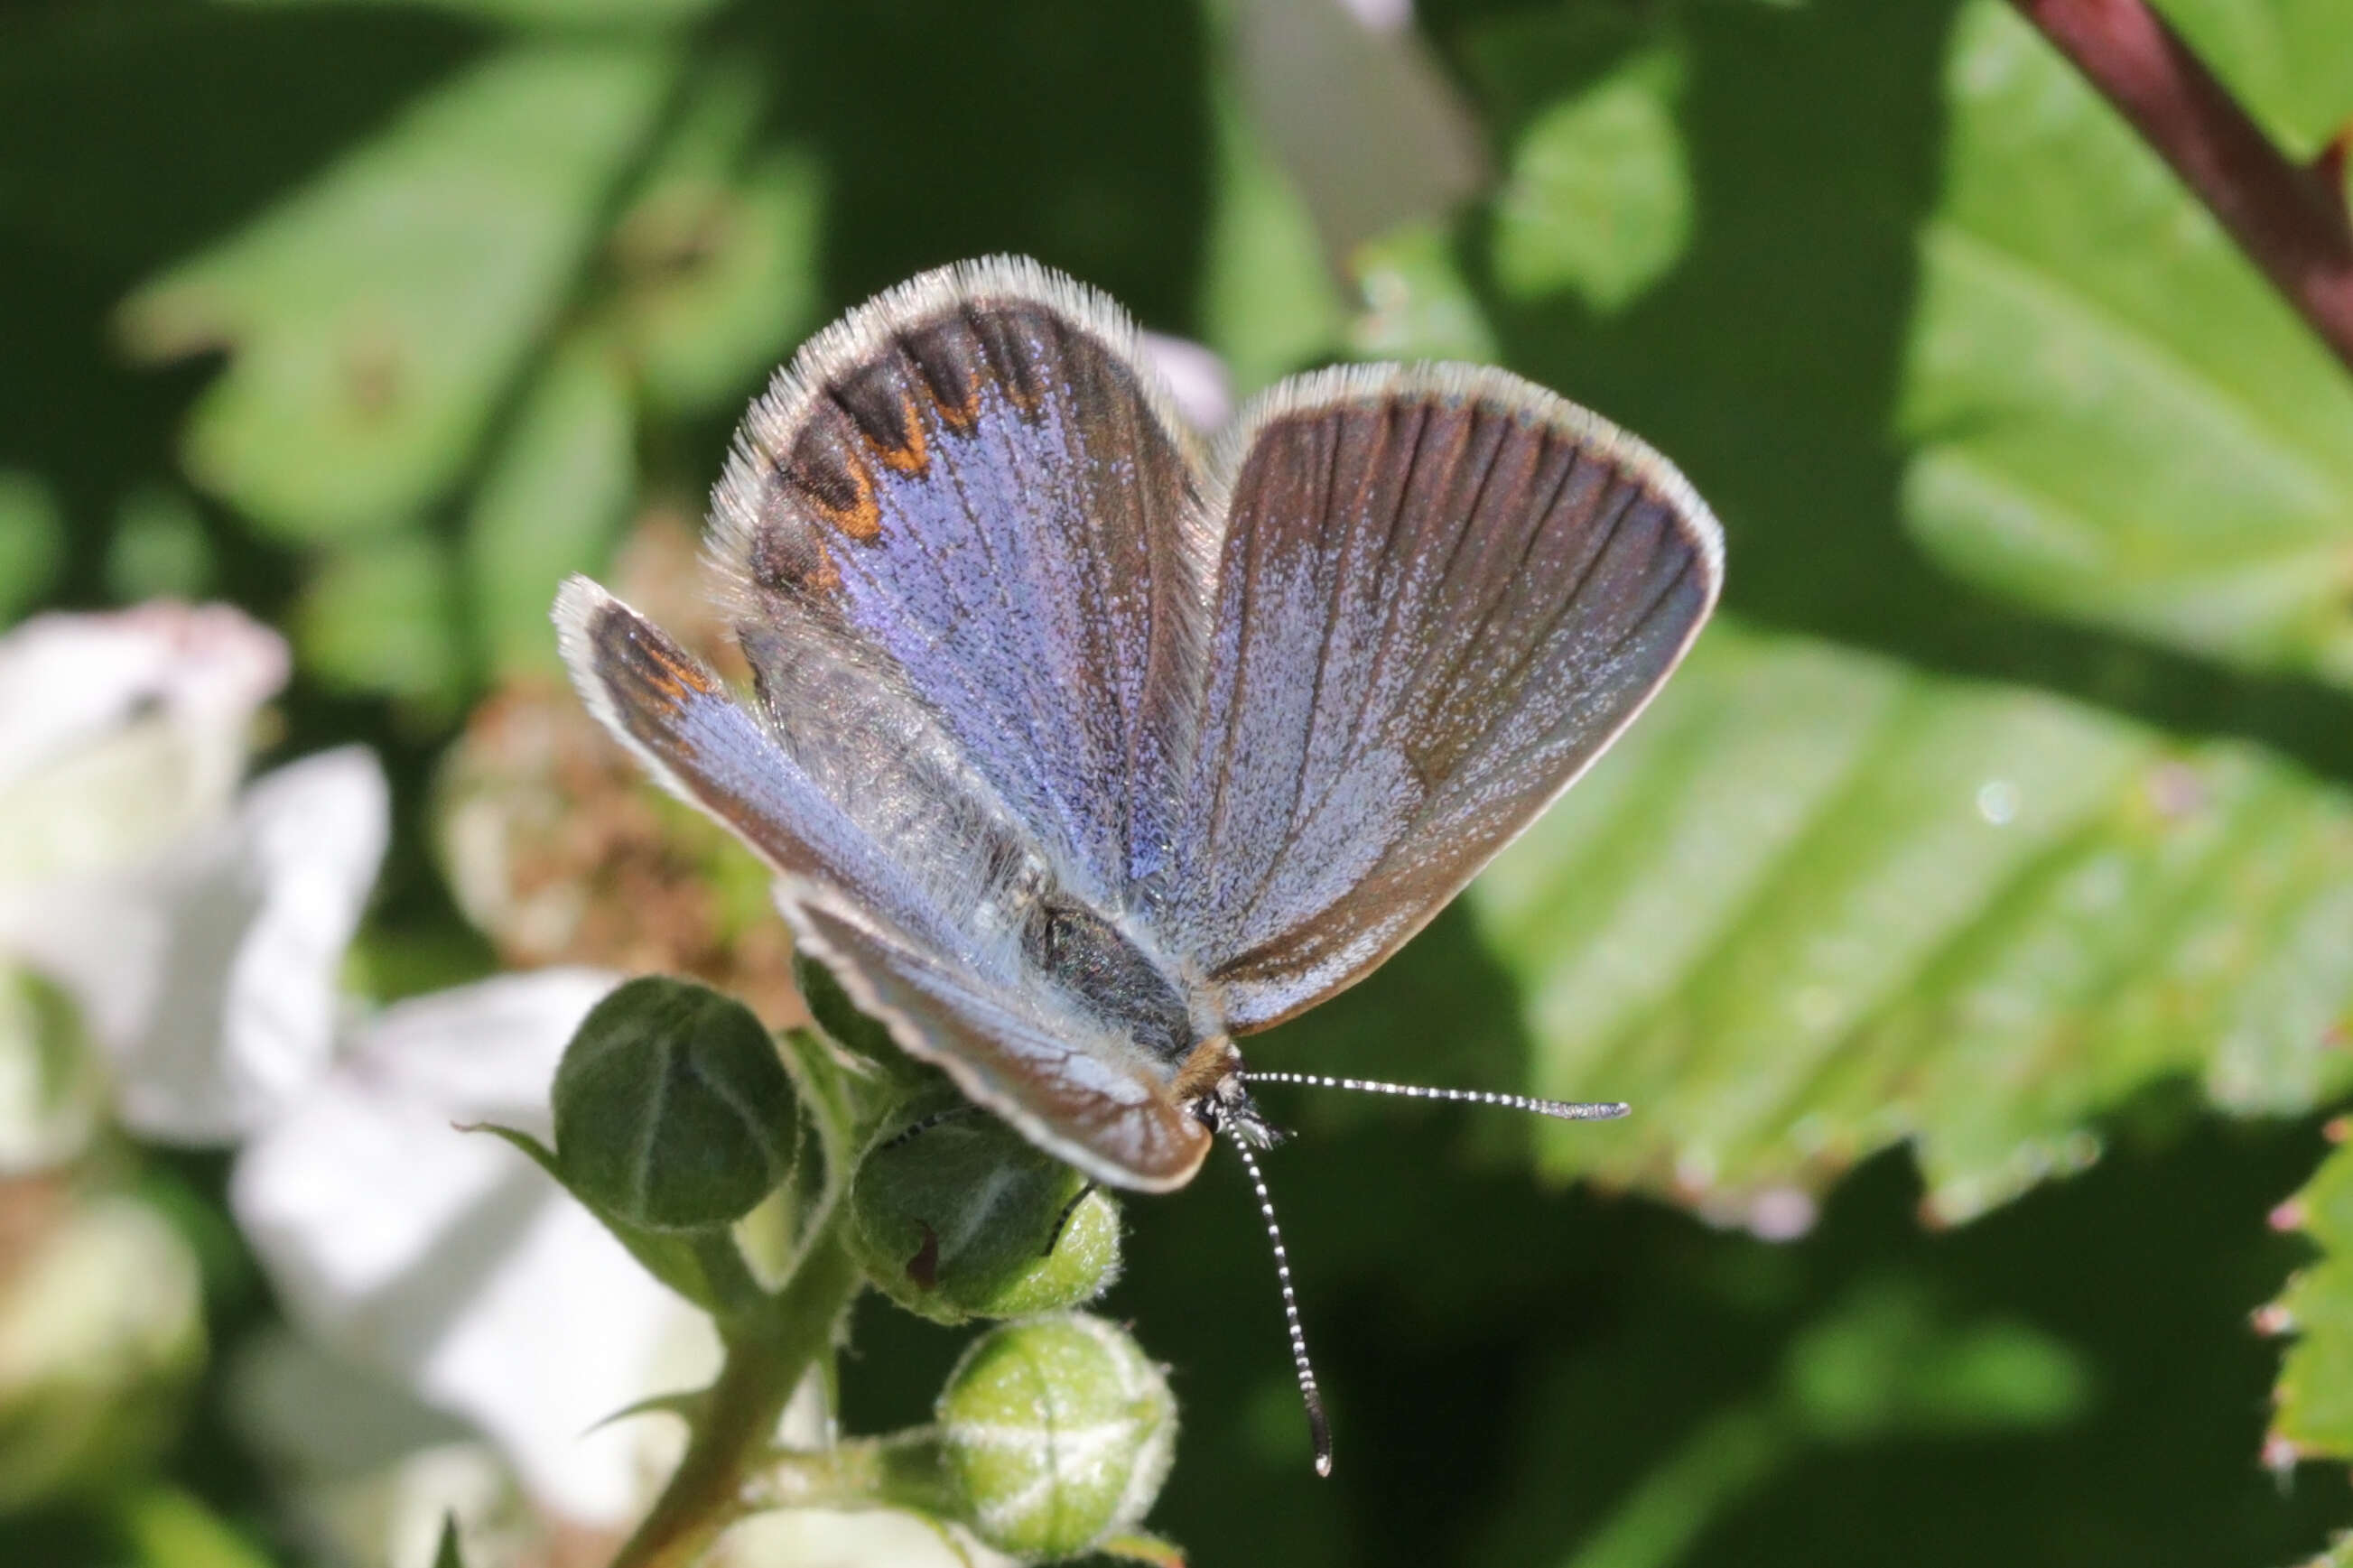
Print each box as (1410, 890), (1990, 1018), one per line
(1227, 1134), (1334, 1478)
(1243, 1071), (1630, 1122)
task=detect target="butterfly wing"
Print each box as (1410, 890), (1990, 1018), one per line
(1166, 365), (1724, 1032)
(706, 256), (1217, 912)
(553, 579), (1212, 1191)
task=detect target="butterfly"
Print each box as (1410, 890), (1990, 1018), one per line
(554, 256), (1721, 1471)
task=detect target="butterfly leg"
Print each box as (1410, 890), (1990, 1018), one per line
(875, 1101), (983, 1154)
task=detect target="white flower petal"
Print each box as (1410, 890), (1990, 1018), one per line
(0, 601), (286, 885)
(233, 970), (720, 1526)
(13, 747), (391, 1143)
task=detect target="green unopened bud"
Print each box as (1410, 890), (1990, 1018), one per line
(849, 1102), (1119, 1325)
(936, 1313), (1176, 1561)
(0, 1195), (205, 1507)
(552, 976), (796, 1231)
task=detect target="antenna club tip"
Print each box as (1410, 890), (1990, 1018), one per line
(1314, 1453), (1334, 1479)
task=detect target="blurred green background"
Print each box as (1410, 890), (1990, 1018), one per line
(9, 0), (2353, 1563)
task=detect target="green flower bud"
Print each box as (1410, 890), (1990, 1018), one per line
(849, 1101), (1119, 1325)
(935, 1313), (1176, 1561)
(552, 976), (796, 1231)
(0, 1195), (205, 1506)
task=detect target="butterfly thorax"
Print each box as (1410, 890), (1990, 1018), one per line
(1019, 886), (1276, 1144)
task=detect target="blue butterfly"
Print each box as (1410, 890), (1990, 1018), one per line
(556, 257), (1721, 1471)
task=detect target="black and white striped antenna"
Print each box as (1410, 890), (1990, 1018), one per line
(1243, 1071), (1629, 1122)
(1228, 1135), (1333, 1477)
(1230, 1072), (1628, 1478)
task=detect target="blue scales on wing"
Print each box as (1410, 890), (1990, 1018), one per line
(555, 257), (1724, 1192)
(552, 575), (1214, 1190)
(1167, 366), (1725, 1033)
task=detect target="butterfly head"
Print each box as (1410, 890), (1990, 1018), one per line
(1169, 1034), (1282, 1151)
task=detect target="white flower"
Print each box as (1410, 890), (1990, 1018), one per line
(0, 602), (388, 1148)
(232, 969), (721, 1528)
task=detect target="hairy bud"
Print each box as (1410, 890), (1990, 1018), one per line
(935, 1313), (1176, 1560)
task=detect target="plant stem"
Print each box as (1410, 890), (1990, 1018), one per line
(739, 1428), (961, 1519)
(609, 1221), (863, 1568)
(2006, 0), (2353, 376)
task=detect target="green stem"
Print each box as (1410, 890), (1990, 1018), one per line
(609, 1219), (863, 1568)
(740, 1428), (960, 1519)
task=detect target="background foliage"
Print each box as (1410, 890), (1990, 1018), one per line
(7, 0), (2353, 1563)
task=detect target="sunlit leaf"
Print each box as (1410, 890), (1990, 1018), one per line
(120, 43), (677, 541)
(2267, 1128), (2353, 1462)
(461, 334), (635, 678)
(1898, 0), (2353, 683)
(1270, 623), (2353, 1229)
(1491, 42), (1690, 313)
(1345, 220), (1496, 362)
(294, 533), (465, 703)
(0, 472), (64, 622)
(116, 1487), (274, 1568)
(1199, 88), (1346, 398)
(607, 62), (825, 420)
(1476, 624), (2353, 1223)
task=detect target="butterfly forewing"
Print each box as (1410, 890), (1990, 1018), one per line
(1169, 366), (1723, 1033)
(707, 259), (1217, 912)
(553, 580), (1213, 1191)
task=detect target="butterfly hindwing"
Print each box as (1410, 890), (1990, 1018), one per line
(1168, 365), (1724, 1032)
(782, 880), (1214, 1192)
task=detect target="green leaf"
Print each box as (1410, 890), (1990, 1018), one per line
(474, 1121), (756, 1315)
(1270, 622), (2353, 1228)
(1346, 220), (1497, 363)
(116, 1487), (274, 1568)
(2158, 0), (2353, 153)
(431, 1513), (466, 1568)
(1781, 1278), (2089, 1441)
(119, 42), (676, 541)
(1491, 41), (1691, 313)
(1199, 87), (1346, 398)
(293, 532), (466, 704)
(0, 471), (64, 620)
(2267, 1128), (2353, 1462)
(1477, 622), (2353, 1222)
(461, 332), (636, 677)
(1898, 0), (2353, 682)
(607, 61), (825, 420)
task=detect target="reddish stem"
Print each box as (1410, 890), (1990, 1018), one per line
(2007, 0), (2353, 376)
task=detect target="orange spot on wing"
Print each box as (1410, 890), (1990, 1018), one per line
(869, 391), (930, 476)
